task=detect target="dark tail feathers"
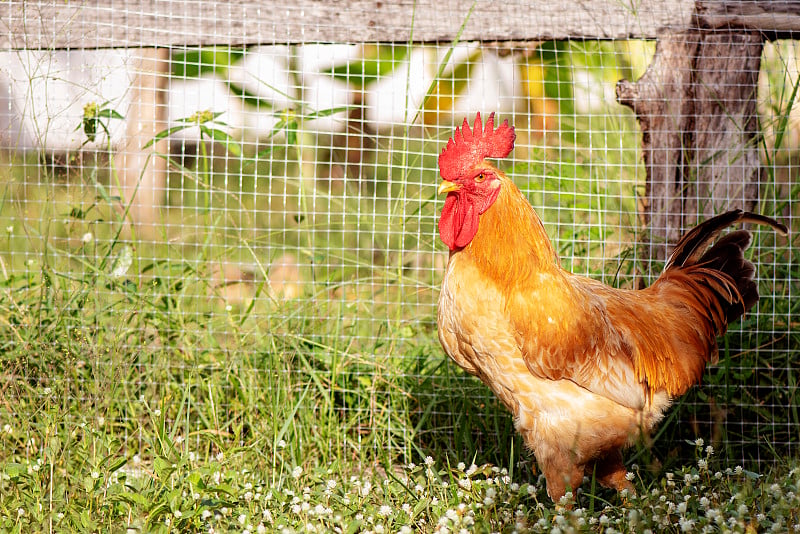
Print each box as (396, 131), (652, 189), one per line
(664, 209), (788, 322)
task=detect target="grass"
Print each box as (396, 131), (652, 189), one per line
(1, 40), (799, 532)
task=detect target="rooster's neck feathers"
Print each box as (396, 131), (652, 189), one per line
(463, 174), (559, 288)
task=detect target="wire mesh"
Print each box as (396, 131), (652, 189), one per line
(0, 2), (797, 469)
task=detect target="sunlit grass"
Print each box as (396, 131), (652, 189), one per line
(1, 38), (798, 532)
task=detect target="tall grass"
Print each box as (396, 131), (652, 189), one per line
(1, 38), (798, 531)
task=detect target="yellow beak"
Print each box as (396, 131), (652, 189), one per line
(437, 181), (461, 195)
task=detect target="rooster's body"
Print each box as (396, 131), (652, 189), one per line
(436, 113), (787, 501)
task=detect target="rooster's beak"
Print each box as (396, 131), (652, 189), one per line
(437, 181), (461, 195)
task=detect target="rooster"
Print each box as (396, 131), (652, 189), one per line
(436, 112), (788, 501)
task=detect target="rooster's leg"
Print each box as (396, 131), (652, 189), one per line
(539, 455), (583, 502)
(590, 449), (634, 494)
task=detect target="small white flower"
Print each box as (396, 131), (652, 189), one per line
(292, 466), (303, 478)
(625, 471), (635, 481)
(326, 479), (336, 490)
(457, 462), (466, 471)
(153, 409), (161, 417)
(378, 505), (392, 517)
(216, 452), (224, 462)
(424, 456), (434, 466)
(6, 225), (13, 234)
(82, 232), (93, 243)
(277, 439), (286, 449)
(734, 465), (743, 475)
(91, 471), (100, 480)
(695, 438), (704, 447)
(173, 510), (182, 518)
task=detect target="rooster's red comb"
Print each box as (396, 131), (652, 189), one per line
(438, 112), (515, 181)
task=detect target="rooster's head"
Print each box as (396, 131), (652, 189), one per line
(437, 112), (516, 251)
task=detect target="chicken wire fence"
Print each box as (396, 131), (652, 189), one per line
(1, 2), (797, 466)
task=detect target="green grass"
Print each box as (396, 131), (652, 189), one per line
(1, 39), (799, 532)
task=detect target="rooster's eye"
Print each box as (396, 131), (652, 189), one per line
(475, 173), (486, 183)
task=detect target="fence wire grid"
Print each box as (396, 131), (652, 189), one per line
(1, 2), (797, 467)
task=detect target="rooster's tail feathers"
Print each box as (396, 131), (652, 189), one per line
(664, 209), (787, 272)
(663, 209), (787, 324)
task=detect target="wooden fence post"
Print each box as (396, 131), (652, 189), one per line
(617, 30), (763, 260)
(117, 48), (170, 234)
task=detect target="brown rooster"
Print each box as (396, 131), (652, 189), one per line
(436, 112), (788, 501)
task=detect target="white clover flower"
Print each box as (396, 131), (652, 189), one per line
(734, 466), (743, 475)
(277, 439), (286, 449)
(698, 459), (708, 470)
(457, 462), (466, 471)
(257, 524), (267, 534)
(173, 510), (182, 518)
(82, 232), (93, 243)
(292, 466), (303, 478)
(378, 505), (392, 517)
(737, 504), (748, 516)
(458, 478), (471, 490)
(625, 471), (635, 481)
(402, 503), (412, 514)
(91, 471), (100, 480)
(201, 510), (212, 520)
(425, 456), (434, 466)
(695, 438), (704, 447)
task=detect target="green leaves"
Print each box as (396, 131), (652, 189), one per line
(79, 101), (125, 144)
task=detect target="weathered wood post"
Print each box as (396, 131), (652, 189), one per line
(616, 29), (763, 260)
(617, 0), (800, 260)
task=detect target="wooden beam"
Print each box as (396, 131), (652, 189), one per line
(697, 1), (800, 39)
(1, 1), (695, 49)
